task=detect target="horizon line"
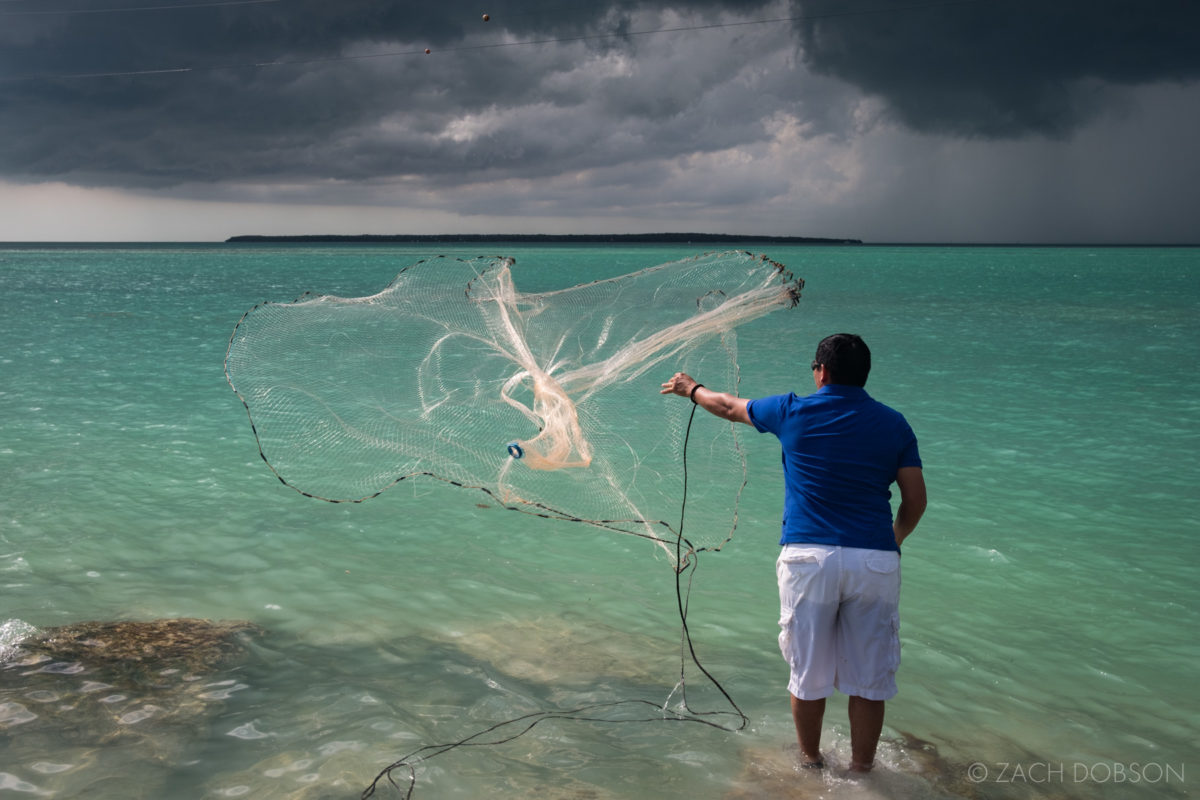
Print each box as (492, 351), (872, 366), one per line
(1, 235), (1197, 247)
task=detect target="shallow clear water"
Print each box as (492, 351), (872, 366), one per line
(2, 243), (1197, 799)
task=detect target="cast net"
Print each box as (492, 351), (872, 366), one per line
(224, 250), (802, 560)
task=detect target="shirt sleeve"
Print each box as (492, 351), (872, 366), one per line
(746, 393), (790, 435)
(898, 424), (922, 469)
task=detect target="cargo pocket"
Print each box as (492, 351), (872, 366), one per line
(883, 611), (901, 674)
(863, 551), (901, 689)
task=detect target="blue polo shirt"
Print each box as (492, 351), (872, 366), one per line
(747, 385), (921, 552)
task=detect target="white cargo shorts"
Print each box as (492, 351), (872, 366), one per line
(776, 544), (901, 701)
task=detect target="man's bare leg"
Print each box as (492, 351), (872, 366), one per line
(790, 694), (826, 766)
(847, 695), (885, 772)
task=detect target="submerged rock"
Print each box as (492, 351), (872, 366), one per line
(437, 614), (674, 687)
(0, 617), (264, 797)
(18, 617), (262, 678)
(1, 617), (263, 733)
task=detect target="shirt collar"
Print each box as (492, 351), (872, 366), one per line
(815, 384), (869, 399)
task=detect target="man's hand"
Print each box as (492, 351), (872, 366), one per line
(661, 372), (752, 425)
(660, 371), (700, 399)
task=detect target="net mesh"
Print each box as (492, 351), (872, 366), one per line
(224, 250), (802, 558)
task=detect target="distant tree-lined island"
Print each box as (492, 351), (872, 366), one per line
(226, 232), (862, 245)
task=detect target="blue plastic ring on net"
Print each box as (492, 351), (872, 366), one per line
(506, 442), (524, 459)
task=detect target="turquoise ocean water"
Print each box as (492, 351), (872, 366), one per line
(1, 243), (1197, 799)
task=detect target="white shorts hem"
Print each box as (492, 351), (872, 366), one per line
(788, 679), (834, 701)
(834, 683), (898, 702)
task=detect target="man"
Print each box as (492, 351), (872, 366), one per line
(660, 333), (926, 773)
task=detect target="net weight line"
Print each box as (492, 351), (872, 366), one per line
(361, 403), (749, 799)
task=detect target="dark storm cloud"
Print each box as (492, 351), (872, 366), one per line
(1, 0), (1197, 193)
(790, 0), (1200, 138)
(0, 0), (789, 188)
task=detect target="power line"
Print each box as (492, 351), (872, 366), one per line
(2, 0), (986, 82)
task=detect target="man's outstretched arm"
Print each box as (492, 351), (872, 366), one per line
(660, 371), (752, 425)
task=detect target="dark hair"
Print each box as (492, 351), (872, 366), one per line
(814, 333), (871, 387)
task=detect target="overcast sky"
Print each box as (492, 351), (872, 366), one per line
(1, 0), (1197, 242)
